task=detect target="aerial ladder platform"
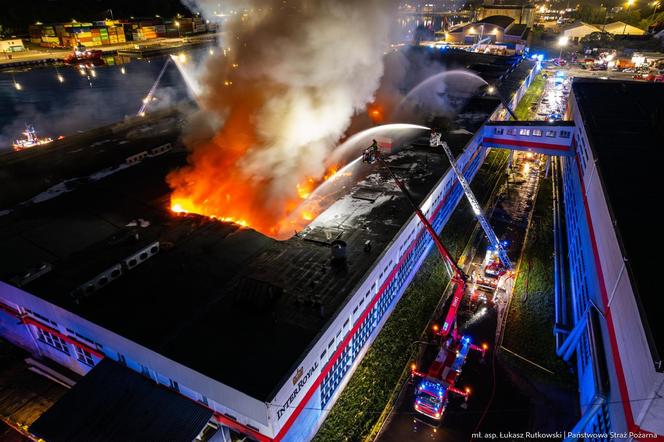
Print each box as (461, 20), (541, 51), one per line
(362, 139), (466, 337)
(429, 131), (512, 269)
(362, 136), (494, 420)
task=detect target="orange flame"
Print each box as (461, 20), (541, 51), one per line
(167, 93), (293, 235)
(367, 103), (385, 124)
(167, 109), (342, 237)
(167, 78), (363, 238)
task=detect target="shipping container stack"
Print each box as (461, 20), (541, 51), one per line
(39, 24), (59, 48)
(164, 21), (181, 38)
(28, 25), (42, 44)
(193, 16), (207, 34)
(106, 25), (126, 45)
(26, 16), (208, 50)
(155, 24), (167, 38)
(180, 18), (195, 35)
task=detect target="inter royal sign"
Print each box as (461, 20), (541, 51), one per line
(277, 361), (319, 421)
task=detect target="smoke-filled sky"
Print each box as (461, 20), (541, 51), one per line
(168, 0), (395, 237)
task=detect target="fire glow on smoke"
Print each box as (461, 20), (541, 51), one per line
(167, 0), (391, 239)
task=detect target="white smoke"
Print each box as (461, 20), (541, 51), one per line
(169, 0), (395, 231)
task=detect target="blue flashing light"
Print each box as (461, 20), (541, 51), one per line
(418, 380), (446, 398)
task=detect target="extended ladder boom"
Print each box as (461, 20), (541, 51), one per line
(430, 132), (512, 269)
(377, 155), (463, 278)
(372, 154), (466, 338)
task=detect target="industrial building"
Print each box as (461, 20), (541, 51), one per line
(445, 15), (531, 54)
(447, 78), (664, 439)
(561, 22), (604, 43)
(0, 50), (538, 441)
(561, 21), (647, 43)
(0, 38), (25, 53)
(462, 79), (664, 439)
(556, 80), (663, 438)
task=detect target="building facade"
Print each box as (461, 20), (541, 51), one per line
(557, 82), (663, 438)
(0, 39), (25, 52)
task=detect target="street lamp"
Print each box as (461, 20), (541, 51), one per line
(558, 35), (569, 60)
(175, 20), (182, 39)
(623, 0), (636, 34)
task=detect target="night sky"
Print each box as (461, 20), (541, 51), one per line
(1, 0), (193, 31)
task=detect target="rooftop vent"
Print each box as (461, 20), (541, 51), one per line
(125, 151), (148, 165)
(70, 241), (160, 302)
(330, 240), (347, 261)
(123, 241), (160, 270)
(11, 262), (52, 288)
(71, 263), (123, 301)
(148, 143), (172, 157)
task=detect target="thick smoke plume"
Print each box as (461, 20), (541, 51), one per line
(168, 0), (393, 237)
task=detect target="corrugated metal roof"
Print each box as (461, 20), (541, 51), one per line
(505, 23), (528, 37)
(29, 359), (213, 442)
(478, 15), (515, 29)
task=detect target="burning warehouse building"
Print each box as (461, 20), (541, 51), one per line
(0, 50), (538, 441)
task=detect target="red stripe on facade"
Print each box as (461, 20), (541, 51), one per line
(214, 413), (271, 442)
(0, 300), (105, 359)
(0, 301), (19, 317)
(273, 146), (483, 441)
(483, 137), (572, 152)
(574, 158), (661, 438)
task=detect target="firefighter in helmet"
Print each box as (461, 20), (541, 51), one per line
(363, 139), (379, 163)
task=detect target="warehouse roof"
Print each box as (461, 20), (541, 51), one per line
(29, 359), (213, 442)
(505, 23), (529, 38)
(572, 79), (664, 367)
(0, 128), (469, 401)
(1, 49), (535, 401)
(3, 135), (464, 401)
